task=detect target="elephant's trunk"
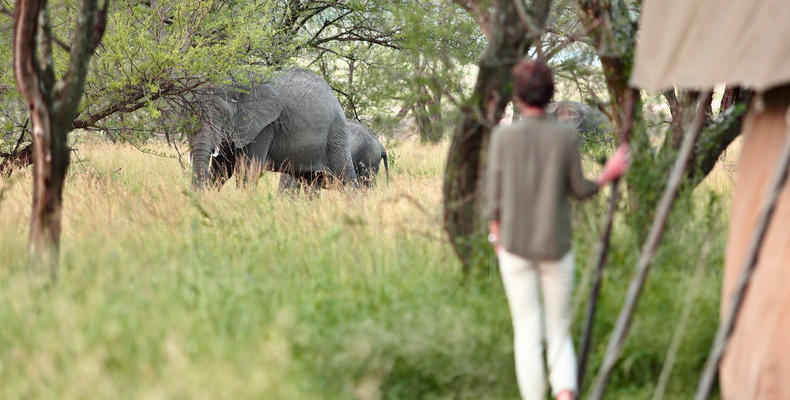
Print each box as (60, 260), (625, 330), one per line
(190, 130), (213, 188)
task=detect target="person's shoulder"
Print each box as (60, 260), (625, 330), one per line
(527, 117), (576, 142)
(492, 122), (519, 141)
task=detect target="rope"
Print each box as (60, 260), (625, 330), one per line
(694, 104), (790, 400)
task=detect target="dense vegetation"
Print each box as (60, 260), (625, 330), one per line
(0, 0), (743, 398)
(1, 138), (730, 398)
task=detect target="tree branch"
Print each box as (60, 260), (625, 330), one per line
(55, 0), (103, 131)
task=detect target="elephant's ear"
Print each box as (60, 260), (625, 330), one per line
(231, 83), (283, 148)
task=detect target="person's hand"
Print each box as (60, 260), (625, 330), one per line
(488, 221), (502, 253)
(556, 389), (575, 400)
(597, 142), (629, 186)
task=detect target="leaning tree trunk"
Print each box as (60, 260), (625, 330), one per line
(13, 0), (107, 274)
(444, 0), (551, 269)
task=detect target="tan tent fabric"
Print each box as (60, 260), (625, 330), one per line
(632, 0), (790, 90)
(633, 3), (790, 397)
(722, 86), (790, 400)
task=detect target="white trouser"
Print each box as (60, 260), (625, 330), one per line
(497, 249), (578, 400)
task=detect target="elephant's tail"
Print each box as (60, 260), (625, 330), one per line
(382, 150), (390, 184)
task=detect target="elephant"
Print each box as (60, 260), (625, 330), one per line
(344, 120), (389, 186)
(546, 101), (613, 144)
(189, 69), (357, 188)
(278, 119), (389, 190)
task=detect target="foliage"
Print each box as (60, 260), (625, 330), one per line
(1, 0), (289, 152)
(0, 0), (484, 149)
(304, 1), (484, 141)
(0, 1), (746, 396)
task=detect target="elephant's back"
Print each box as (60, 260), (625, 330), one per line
(347, 121), (378, 161)
(272, 69), (345, 130)
(266, 69), (349, 174)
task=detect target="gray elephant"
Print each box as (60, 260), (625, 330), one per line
(279, 119), (389, 190)
(546, 101), (613, 144)
(189, 69), (357, 188)
(346, 120), (389, 187)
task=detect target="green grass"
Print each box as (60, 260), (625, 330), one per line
(0, 137), (729, 399)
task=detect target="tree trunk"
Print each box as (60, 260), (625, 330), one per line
(444, 0), (551, 269)
(28, 111), (70, 270)
(412, 55), (443, 143)
(13, 0), (107, 275)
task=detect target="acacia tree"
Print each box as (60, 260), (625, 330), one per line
(13, 0), (107, 272)
(301, 0), (482, 141)
(576, 0), (751, 236)
(2, 1), (474, 164)
(444, 0), (551, 269)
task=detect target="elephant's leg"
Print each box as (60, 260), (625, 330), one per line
(235, 153), (263, 188)
(369, 162), (381, 187)
(325, 119), (358, 187)
(304, 172), (323, 199)
(209, 144), (235, 187)
(236, 131), (273, 188)
(277, 173), (302, 193)
(277, 171), (322, 199)
(355, 164), (371, 188)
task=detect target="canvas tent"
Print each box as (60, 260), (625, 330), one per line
(633, 1), (790, 399)
(633, 0), (790, 91)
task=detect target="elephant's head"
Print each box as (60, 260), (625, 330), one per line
(546, 101), (613, 144)
(190, 82), (283, 188)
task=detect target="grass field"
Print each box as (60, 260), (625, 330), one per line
(0, 136), (732, 399)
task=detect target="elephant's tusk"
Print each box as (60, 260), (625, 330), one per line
(207, 146), (219, 173)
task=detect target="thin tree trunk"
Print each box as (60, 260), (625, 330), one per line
(444, 0), (550, 269)
(13, 0), (107, 275)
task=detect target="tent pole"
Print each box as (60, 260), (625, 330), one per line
(588, 91), (712, 400)
(577, 89), (637, 389)
(695, 105), (790, 400)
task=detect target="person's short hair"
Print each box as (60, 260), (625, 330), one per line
(512, 59), (554, 108)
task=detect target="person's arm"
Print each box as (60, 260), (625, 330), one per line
(567, 134), (601, 199)
(596, 142), (629, 186)
(488, 220), (501, 252)
(485, 130), (504, 251)
(568, 134), (629, 199)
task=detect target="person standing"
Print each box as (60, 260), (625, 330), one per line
(485, 59), (628, 400)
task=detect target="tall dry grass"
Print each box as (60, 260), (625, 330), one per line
(0, 136), (732, 399)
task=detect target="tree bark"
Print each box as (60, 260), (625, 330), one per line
(660, 87), (751, 188)
(444, 0), (551, 269)
(13, 0), (107, 274)
(578, 0), (640, 142)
